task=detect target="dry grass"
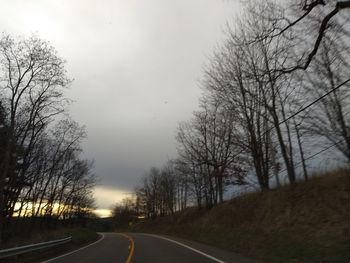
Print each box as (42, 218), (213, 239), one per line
(132, 168), (350, 262)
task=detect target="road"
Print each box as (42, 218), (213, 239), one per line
(42, 232), (259, 263)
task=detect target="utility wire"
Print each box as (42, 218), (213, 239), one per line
(275, 78), (350, 174)
(258, 77), (350, 142)
(278, 140), (344, 176)
(278, 78), (350, 126)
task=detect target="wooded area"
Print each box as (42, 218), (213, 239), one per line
(0, 35), (96, 242)
(113, 0), (350, 221)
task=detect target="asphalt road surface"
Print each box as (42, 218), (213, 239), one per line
(42, 232), (259, 263)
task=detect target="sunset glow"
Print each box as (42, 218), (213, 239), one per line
(93, 209), (112, 218)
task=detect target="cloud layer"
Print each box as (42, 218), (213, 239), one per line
(0, 0), (240, 209)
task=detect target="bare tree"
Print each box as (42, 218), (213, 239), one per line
(0, 34), (71, 239)
(202, 2), (302, 187)
(176, 99), (245, 206)
(250, 0), (350, 72)
(0, 34), (95, 241)
(303, 33), (350, 161)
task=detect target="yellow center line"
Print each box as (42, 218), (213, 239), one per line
(119, 233), (135, 263)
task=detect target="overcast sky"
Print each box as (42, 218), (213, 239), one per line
(0, 0), (241, 214)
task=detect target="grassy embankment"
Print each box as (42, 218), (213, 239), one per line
(131, 169), (350, 263)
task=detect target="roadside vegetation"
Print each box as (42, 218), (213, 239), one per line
(0, 34), (96, 244)
(131, 168), (350, 263)
(112, 1), (350, 262)
(113, 0), (350, 218)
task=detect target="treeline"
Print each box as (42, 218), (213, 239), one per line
(114, 0), (350, 220)
(0, 35), (95, 240)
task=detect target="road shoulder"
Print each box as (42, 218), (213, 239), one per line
(133, 233), (261, 263)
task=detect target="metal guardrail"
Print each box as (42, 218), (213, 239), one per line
(0, 236), (72, 259)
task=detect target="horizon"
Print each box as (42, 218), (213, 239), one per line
(0, 0), (241, 212)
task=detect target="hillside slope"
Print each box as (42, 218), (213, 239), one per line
(132, 169), (350, 263)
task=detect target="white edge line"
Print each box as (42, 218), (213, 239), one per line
(140, 234), (226, 263)
(41, 233), (105, 263)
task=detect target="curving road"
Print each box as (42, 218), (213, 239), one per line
(41, 232), (259, 263)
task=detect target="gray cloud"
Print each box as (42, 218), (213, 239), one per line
(0, 0), (241, 208)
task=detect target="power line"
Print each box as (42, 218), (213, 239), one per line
(258, 77), (350, 142)
(302, 140), (343, 163)
(267, 78), (350, 177)
(279, 78), (350, 126)
(278, 140), (343, 176)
